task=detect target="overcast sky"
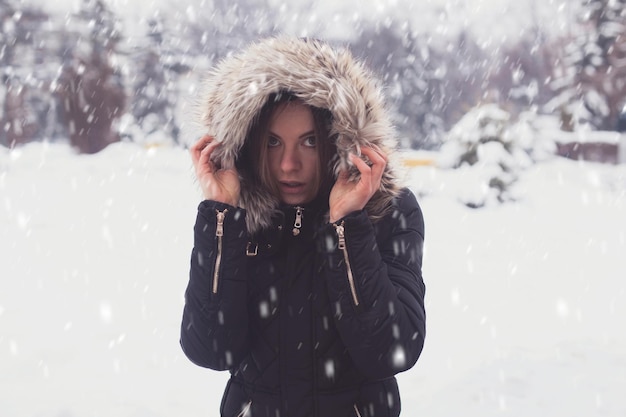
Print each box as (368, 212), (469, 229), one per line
(25, 0), (575, 46)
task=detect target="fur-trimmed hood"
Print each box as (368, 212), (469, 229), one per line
(200, 36), (400, 234)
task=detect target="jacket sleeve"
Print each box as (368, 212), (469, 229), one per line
(319, 188), (426, 380)
(180, 200), (249, 371)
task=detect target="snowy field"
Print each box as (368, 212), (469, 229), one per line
(1, 141), (625, 416)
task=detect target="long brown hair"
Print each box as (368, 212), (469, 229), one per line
(239, 92), (335, 204)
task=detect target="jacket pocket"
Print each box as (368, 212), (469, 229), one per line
(220, 378), (252, 417)
(354, 378), (401, 417)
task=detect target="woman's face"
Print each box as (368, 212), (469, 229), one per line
(266, 101), (320, 205)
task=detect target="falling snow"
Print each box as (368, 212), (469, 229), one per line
(0, 133), (624, 417)
(259, 300), (270, 318)
(1, 0), (626, 416)
(324, 359), (335, 379)
(392, 345), (407, 368)
(99, 301), (113, 324)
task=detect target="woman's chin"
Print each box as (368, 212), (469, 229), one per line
(279, 188), (313, 206)
(281, 196), (305, 206)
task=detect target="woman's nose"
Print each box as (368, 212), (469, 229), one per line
(280, 148), (301, 172)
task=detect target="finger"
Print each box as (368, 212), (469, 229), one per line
(360, 146), (386, 166)
(349, 154), (374, 195)
(190, 136), (213, 166)
(349, 153), (372, 179)
(366, 144), (388, 162)
(190, 135), (212, 152)
(360, 147), (386, 183)
(198, 140), (220, 174)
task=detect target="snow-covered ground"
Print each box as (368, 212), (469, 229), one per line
(1, 141), (625, 416)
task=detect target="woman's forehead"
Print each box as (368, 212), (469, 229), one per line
(269, 101), (314, 127)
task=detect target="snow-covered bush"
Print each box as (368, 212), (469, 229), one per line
(438, 104), (554, 208)
(506, 110), (558, 162)
(117, 113), (177, 148)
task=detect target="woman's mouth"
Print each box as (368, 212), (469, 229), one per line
(279, 181), (305, 194)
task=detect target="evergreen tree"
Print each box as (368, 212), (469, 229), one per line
(352, 25), (489, 150)
(126, 17), (189, 146)
(0, 1), (51, 147)
(550, 0), (626, 130)
(438, 31), (490, 134)
(351, 24), (446, 150)
(55, 0), (126, 153)
(181, 0), (276, 64)
(493, 29), (554, 113)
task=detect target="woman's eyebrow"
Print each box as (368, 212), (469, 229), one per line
(268, 130), (316, 139)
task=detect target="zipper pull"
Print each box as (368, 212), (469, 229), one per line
(216, 209), (226, 237)
(292, 207), (303, 236)
(213, 209), (228, 294)
(334, 221), (359, 306)
(335, 223), (346, 249)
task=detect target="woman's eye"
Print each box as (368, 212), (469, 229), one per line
(303, 136), (317, 147)
(268, 136), (280, 147)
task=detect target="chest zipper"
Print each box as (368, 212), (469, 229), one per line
(213, 209), (227, 294)
(292, 206), (303, 236)
(334, 221), (360, 306)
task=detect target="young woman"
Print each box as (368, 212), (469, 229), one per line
(181, 37), (426, 417)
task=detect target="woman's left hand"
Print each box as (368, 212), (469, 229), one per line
(329, 146), (387, 223)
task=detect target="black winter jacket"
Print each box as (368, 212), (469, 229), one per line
(181, 188), (425, 417)
(180, 36), (426, 417)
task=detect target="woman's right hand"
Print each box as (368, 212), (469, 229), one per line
(190, 136), (241, 206)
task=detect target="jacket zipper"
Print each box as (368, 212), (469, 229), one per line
(212, 209), (227, 294)
(334, 221), (360, 306)
(292, 206), (303, 236)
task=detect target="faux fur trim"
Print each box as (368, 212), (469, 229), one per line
(200, 36), (400, 234)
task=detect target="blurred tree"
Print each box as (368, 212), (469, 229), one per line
(0, 0), (18, 66)
(182, 0), (276, 64)
(491, 27), (555, 114)
(126, 17), (190, 146)
(0, 1), (51, 147)
(351, 23), (445, 149)
(549, 0), (626, 130)
(351, 25), (488, 150)
(55, 0), (126, 153)
(438, 31), (490, 133)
